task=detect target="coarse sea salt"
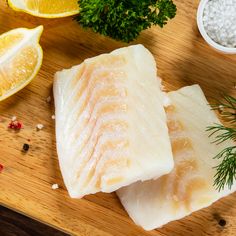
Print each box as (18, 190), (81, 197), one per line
(203, 0), (236, 48)
(51, 183), (59, 190)
(11, 116), (17, 121)
(36, 124), (44, 130)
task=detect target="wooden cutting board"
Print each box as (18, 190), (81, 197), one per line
(0, 1), (236, 235)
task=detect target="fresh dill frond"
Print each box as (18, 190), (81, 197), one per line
(206, 123), (236, 144)
(210, 95), (236, 124)
(207, 94), (236, 191)
(213, 146), (236, 191)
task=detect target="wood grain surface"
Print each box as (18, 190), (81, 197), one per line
(0, 205), (68, 236)
(0, 0), (236, 236)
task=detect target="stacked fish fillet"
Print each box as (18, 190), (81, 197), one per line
(53, 44), (236, 230)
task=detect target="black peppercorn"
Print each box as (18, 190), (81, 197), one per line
(22, 143), (30, 152)
(218, 219), (226, 227)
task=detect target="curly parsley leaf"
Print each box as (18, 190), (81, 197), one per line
(75, 0), (177, 42)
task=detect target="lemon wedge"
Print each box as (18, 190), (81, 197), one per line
(8, 0), (80, 18)
(0, 26), (43, 101)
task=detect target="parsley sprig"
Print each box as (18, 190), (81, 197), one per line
(75, 0), (177, 43)
(206, 95), (236, 191)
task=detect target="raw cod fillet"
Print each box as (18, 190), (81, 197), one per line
(117, 84), (236, 230)
(53, 44), (174, 198)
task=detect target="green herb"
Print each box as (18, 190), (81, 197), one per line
(75, 0), (177, 43)
(206, 95), (236, 191)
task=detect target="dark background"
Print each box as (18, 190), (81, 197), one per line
(0, 206), (69, 236)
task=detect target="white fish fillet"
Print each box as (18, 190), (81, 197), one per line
(117, 84), (236, 230)
(53, 44), (174, 198)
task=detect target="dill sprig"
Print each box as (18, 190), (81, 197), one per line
(207, 124), (236, 144)
(211, 95), (236, 124)
(213, 146), (236, 191)
(206, 94), (236, 191)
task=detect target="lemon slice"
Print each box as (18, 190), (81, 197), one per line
(0, 26), (43, 101)
(8, 0), (80, 18)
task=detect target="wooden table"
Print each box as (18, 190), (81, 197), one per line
(0, 0), (236, 236)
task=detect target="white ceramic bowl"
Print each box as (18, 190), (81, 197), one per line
(197, 0), (236, 54)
